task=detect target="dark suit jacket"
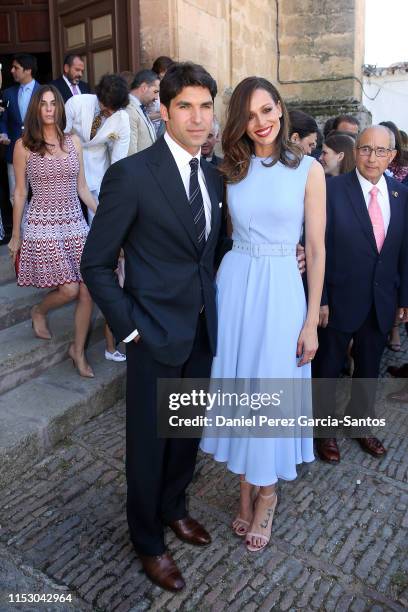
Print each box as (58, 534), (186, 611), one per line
(0, 81), (40, 163)
(322, 170), (408, 334)
(81, 136), (224, 366)
(50, 76), (90, 103)
(207, 153), (222, 167)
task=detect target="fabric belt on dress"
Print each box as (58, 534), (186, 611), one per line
(232, 240), (297, 258)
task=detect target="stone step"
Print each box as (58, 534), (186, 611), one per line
(0, 339), (126, 488)
(0, 244), (15, 285)
(0, 304), (105, 395)
(0, 280), (50, 331)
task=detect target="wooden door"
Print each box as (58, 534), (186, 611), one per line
(49, 0), (140, 89)
(0, 0), (51, 86)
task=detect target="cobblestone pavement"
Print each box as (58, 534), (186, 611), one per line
(1, 343), (408, 611)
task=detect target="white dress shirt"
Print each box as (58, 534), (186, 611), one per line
(63, 75), (82, 96)
(123, 131), (212, 343)
(163, 131), (212, 238)
(356, 168), (390, 234)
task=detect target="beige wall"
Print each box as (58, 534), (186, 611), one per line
(139, 0), (365, 118)
(139, 0), (278, 119)
(277, 0), (365, 102)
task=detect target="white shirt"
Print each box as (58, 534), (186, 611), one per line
(123, 132), (212, 343)
(164, 131), (212, 238)
(356, 168), (390, 234)
(63, 75), (82, 96)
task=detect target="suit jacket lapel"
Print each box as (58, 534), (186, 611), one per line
(201, 158), (221, 251)
(61, 78), (71, 100)
(146, 139), (199, 252)
(135, 104), (156, 142)
(381, 175), (400, 253)
(346, 171), (378, 253)
(12, 86), (22, 124)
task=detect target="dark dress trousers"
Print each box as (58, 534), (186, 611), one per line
(50, 76), (90, 103)
(313, 171), (408, 431)
(81, 136), (224, 555)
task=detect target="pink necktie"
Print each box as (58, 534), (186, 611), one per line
(368, 186), (385, 252)
(72, 84), (79, 95)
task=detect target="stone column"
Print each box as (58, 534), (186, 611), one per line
(278, 0), (369, 126)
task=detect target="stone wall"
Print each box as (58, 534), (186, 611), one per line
(277, 0), (365, 103)
(138, 0), (366, 121)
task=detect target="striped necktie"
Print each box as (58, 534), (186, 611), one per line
(189, 158), (206, 249)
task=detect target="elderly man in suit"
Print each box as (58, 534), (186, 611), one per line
(201, 117), (221, 166)
(0, 54), (40, 206)
(126, 69), (159, 155)
(313, 125), (408, 463)
(50, 54), (90, 103)
(81, 62), (223, 592)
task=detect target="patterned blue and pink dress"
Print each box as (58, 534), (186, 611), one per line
(18, 135), (89, 288)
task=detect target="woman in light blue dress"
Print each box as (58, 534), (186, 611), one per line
(200, 78), (326, 552)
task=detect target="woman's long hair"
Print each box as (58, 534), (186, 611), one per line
(221, 77), (302, 184)
(22, 85), (67, 156)
(324, 132), (356, 174)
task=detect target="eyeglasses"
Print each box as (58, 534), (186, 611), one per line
(356, 145), (394, 158)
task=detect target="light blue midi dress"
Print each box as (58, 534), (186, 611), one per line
(200, 154), (315, 486)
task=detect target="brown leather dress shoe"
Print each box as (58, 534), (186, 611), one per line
(315, 438), (340, 463)
(387, 383), (408, 403)
(356, 437), (387, 458)
(138, 552), (185, 592)
(167, 516), (211, 546)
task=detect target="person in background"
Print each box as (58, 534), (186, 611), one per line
(201, 117), (221, 165)
(126, 70), (158, 155)
(379, 121), (408, 183)
(319, 132), (356, 177)
(65, 73), (130, 363)
(312, 117), (335, 161)
(8, 85), (97, 377)
(289, 109), (319, 155)
(50, 54), (90, 103)
(148, 56), (174, 137)
(332, 114), (360, 135)
(379, 121), (408, 351)
(0, 54), (40, 207)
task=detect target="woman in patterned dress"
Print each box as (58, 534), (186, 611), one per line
(8, 85), (97, 378)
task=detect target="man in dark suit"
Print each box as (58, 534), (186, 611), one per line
(313, 125), (408, 463)
(50, 54), (90, 103)
(0, 54), (40, 206)
(81, 63), (223, 592)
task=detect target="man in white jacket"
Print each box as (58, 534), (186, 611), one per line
(65, 73), (130, 362)
(65, 73), (130, 224)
